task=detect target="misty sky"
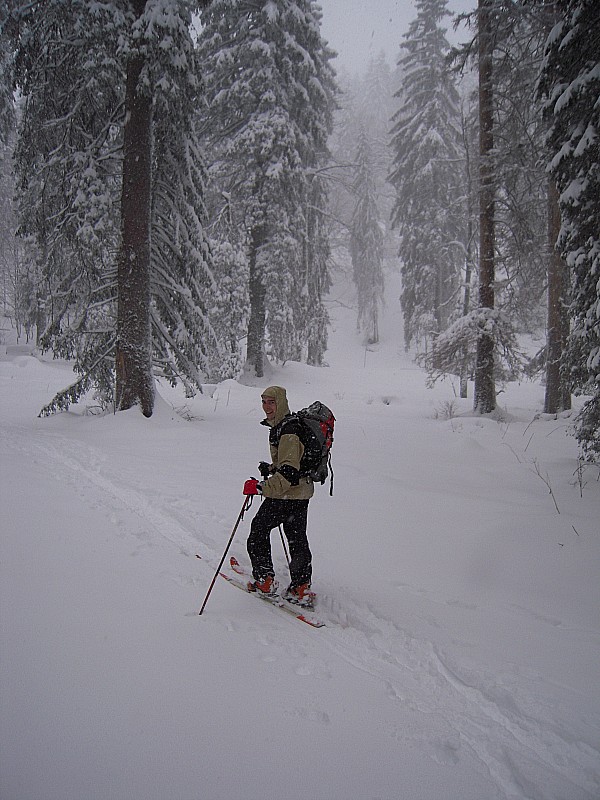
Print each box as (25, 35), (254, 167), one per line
(318, 0), (475, 76)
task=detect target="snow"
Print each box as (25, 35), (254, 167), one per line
(1, 270), (600, 800)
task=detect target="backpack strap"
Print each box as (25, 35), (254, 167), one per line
(269, 414), (303, 486)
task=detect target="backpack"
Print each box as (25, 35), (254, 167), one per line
(294, 401), (336, 495)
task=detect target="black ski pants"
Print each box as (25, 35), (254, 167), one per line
(247, 498), (312, 588)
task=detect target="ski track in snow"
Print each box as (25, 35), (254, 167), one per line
(4, 421), (599, 800)
(318, 593), (598, 800)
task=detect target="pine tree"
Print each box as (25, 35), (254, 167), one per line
(0, 8), (14, 144)
(487, 1), (564, 411)
(443, 1), (564, 410)
(205, 190), (250, 381)
(7, 1), (216, 415)
(539, 0), (600, 457)
(474, 0), (496, 414)
(198, 0), (336, 377)
(11, 1), (124, 412)
(206, 239), (248, 380)
(358, 53), (396, 239)
(389, 0), (465, 353)
(0, 25), (22, 331)
(116, 0), (154, 416)
(327, 54), (396, 332)
(350, 130), (384, 344)
(304, 171), (332, 365)
(544, 178), (571, 414)
(489, 7), (550, 333)
(148, 3), (219, 395)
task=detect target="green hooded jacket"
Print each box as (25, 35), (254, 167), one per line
(259, 386), (314, 501)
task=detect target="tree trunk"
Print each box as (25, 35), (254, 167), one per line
(474, 0), (496, 414)
(115, 17), (154, 417)
(544, 179), (571, 413)
(460, 108), (475, 399)
(306, 185), (327, 365)
(460, 229), (474, 399)
(246, 224), (267, 378)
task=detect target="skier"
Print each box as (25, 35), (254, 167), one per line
(243, 386), (315, 607)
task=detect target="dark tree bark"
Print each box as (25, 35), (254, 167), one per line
(115, 2), (154, 416)
(246, 225), (267, 378)
(544, 179), (571, 413)
(474, 0), (496, 414)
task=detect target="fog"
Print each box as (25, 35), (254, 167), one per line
(318, 0), (475, 75)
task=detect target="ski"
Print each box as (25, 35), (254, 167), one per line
(195, 554), (325, 628)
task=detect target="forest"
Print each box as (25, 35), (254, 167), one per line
(0, 0), (598, 460)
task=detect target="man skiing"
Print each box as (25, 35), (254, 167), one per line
(243, 386), (315, 608)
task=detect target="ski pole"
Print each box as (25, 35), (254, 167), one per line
(278, 524), (291, 568)
(198, 495), (252, 616)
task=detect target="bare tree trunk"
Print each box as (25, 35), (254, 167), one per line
(306, 183), (328, 364)
(474, 0), (496, 414)
(460, 228), (474, 398)
(544, 179), (571, 413)
(246, 224), (267, 378)
(460, 107), (475, 399)
(115, 6), (154, 417)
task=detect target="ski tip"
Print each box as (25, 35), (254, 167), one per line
(298, 614), (326, 628)
(230, 556), (240, 567)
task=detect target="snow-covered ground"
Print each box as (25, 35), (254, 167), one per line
(1, 271), (599, 800)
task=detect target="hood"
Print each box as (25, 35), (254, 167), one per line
(261, 385), (290, 427)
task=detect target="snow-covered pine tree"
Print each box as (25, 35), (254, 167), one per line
(389, 0), (465, 353)
(146, 3), (219, 396)
(327, 53), (396, 315)
(0, 25), (24, 332)
(491, 10), (549, 333)
(204, 189), (250, 381)
(205, 238), (248, 380)
(0, 119), (35, 341)
(7, 1), (216, 415)
(538, 0), (600, 458)
(304, 170), (332, 365)
(0, 9), (14, 145)
(481, 1), (565, 412)
(358, 53), (396, 244)
(10, 1), (124, 412)
(446, 1), (565, 410)
(198, 0), (336, 377)
(350, 129), (384, 344)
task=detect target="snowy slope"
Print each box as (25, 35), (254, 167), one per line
(1, 272), (599, 800)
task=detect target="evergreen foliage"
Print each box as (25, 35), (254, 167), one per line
(198, 0), (336, 376)
(206, 238), (248, 380)
(419, 307), (524, 389)
(389, 0), (465, 352)
(10, 0), (124, 415)
(6, 0), (216, 415)
(482, 4), (549, 331)
(355, 53), (396, 237)
(350, 130), (384, 344)
(431, 0), (551, 404)
(538, 0), (600, 458)
(148, 9), (218, 395)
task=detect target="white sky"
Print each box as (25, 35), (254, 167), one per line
(318, 0), (475, 76)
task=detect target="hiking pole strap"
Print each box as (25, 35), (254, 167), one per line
(198, 495), (252, 615)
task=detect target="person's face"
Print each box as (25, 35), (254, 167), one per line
(261, 395), (277, 421)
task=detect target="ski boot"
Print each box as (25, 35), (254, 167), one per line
(247, 575), (278, 597)
(283, 583), (316, 609)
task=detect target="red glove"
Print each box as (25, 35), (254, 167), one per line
(243, 477), (263, 496)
